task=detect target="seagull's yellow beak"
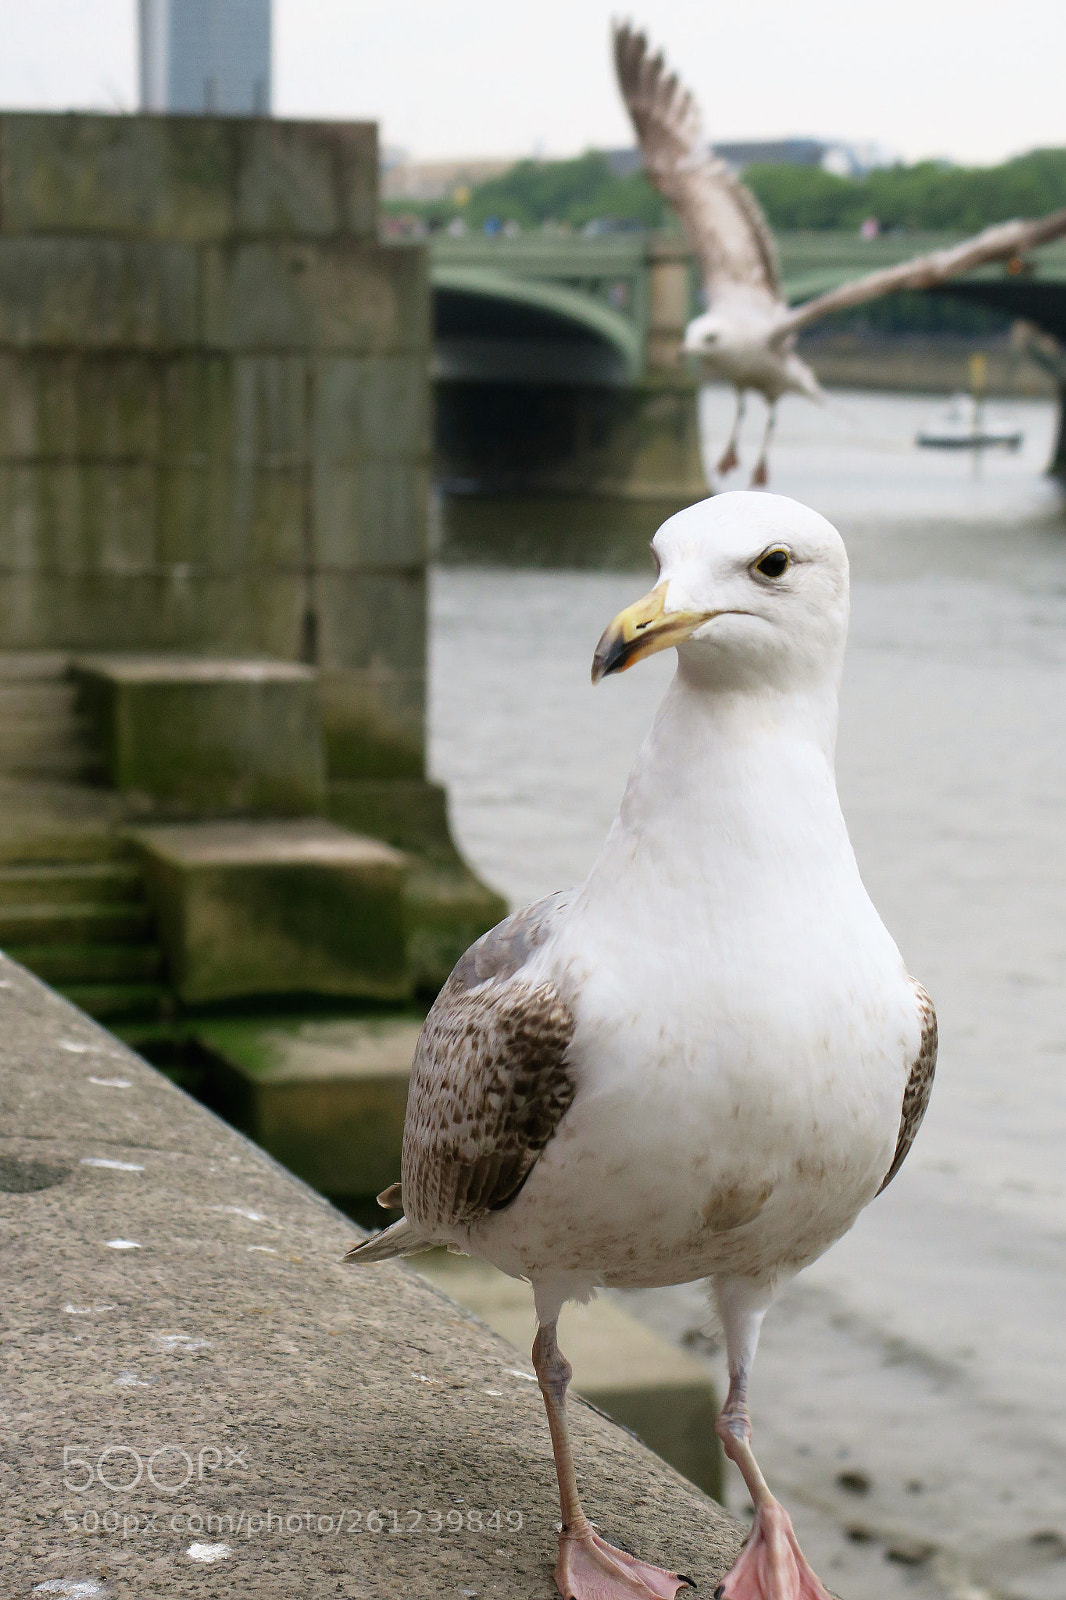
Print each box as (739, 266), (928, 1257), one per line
(591, 582), (714, 684)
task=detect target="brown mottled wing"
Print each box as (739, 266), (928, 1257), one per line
(612, 22), (781, 304)
(401, 892), (576, 1232)
(775, 208), (1066, 339)
(878, 982), (938, 1194)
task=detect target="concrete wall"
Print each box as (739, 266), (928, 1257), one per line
(0, 953), (745, 1596)
(0, 112), (430, 779)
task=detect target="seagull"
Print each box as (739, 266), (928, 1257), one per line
(346, 491), (937, 1600)
(613, 21), (1066, 488)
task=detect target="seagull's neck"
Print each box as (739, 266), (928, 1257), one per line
(584, 660), (850, 904)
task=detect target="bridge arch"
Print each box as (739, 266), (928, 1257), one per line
(431, 264), (644, 387)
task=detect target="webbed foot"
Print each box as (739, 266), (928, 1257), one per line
(717, 1500), (828, 1600)
(556, 1524), (694, 1599)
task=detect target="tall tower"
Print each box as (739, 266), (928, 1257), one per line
(139, 0), (271, 115)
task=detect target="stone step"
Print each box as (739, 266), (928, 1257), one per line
(59, 981), (169, 1020)
(0, 682), (79, 719)
(0, 743), (105, 782)
(0, 831), (132, 866)
(4, 940), (164, 984)
(0, 777), (128, 867)
(0, 717), (96, 752)
(0, 710), (104, 783)
(0, 902), (155, 944)
(0, 652), (71, 682)
(414, 1252), (723, 1503)
(73, 655), (325, 817)
(131, 818), (409, 1003)
(0, 862), (146, 906)
(195, 1011), (422, 1197)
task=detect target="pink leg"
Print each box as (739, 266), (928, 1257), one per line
(717, 440), (740, 476)
(533, 1322), (693, 1600)
(749, 403), (776, 489)
(716, 393), (746, 477)
(714, 1382), (829, 1600)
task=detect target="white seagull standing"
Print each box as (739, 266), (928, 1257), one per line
(347, 491), (937, 1600)
(614, 21), (1066, 488)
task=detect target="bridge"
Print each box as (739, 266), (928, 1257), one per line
(429, 230), (1066, 548)
(430, 233), (706, 559)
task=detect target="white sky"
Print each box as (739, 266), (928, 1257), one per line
(0, 0), (1062, 167)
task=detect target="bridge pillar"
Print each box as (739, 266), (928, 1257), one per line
(435, 369), (706, 564)
(646, 237), (694, 370)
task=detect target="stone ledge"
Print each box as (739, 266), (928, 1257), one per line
(0, 955), (745, 1597)
(415, 1252), (723, 1503)
(129, 819), (409, 1003)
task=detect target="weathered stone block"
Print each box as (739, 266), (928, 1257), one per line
(201, 240), (429, 354)
(234, 119), (378, 240)
(318, 671), (425, 781)
(313, 355), (429, 463)
(326, 777), (455, 854)
(0, 112), (237, 240)
(72, 655), (326, 814)
(130, 818), (408, 1002)
(0, 239), (199, 350)
(154, 463), (306, 573)
(0, 570), (311, 657)
(327, 779), (508, 992)
(158, 354), (234, 465)
(154, 462), (236, 571)
(232, 353), (308, 465)
(312, 459), (428, 569)
(0, 112), (380, 244)
(195, 1012), (420, 1195)
(314, 568), (426, 677)
(0, 462), (158, 574)
(0, 353), (36, 457)
(0, 353), (162, 463)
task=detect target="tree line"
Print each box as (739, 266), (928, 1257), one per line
(393, 147), (1066, 236)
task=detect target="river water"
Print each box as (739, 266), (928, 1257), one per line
(428, 387), (1066, 1600)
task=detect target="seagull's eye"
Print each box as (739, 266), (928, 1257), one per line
(753, 546), (791, 580)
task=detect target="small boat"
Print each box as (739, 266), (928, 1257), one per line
(916, 393), (1023, 451)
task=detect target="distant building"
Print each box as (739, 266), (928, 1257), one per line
(607, 140), (897, 179)
(139, 0), (271, 115)
(382, 157), (516, 205)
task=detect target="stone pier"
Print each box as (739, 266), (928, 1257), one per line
(0, 111), (503, 1013)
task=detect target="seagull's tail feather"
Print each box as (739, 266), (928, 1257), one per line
(343, 1216), (431, 1265)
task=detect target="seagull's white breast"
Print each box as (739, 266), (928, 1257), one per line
(469, 675), (921, 1296)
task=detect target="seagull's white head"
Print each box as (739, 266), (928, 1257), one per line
(682, 310), (730, 363)
(592, 492), (850, 695)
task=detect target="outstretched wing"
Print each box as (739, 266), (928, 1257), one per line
(775, 209), (1066, 339)
(613, 21), (781, 304)
(878, 982), (938, 1194)
(401, 892), (577, 1233)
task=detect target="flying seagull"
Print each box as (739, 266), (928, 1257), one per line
(347, 490), (937, 1600)
(614, 21), (1066, 487)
